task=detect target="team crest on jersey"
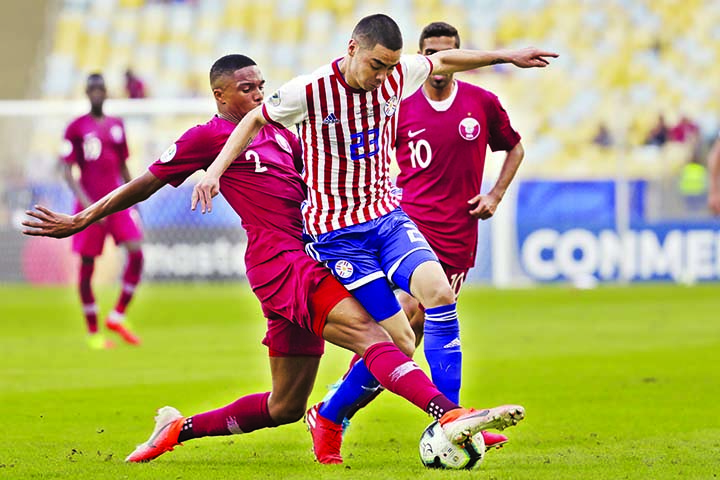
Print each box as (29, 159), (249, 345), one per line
(383, 95), (399, 117)
(334, 260), (354, 279)
(110, 125), (124, 143)
(275, 133), (292, 154)
(269, 91), (281, 106)
(160, 143), (177, 163)
(458, 117), (481, 141)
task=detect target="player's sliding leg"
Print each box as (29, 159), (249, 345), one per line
(316, 278), (414, 431)
(78, 256), (113, 350)
(125, 355), (320, 463)
(316, 294), (525, 464)
(106, 242), (143, 345)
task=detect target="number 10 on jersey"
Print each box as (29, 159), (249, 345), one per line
(409, 139), (432, 169)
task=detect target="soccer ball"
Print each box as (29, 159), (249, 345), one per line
(419, 420), (485, 469)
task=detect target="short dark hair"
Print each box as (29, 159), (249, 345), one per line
(352, 14), (403, 51)
(86, 73), (105, 87)
(209, 54), (257, 87)
(418, 22), (460, 50)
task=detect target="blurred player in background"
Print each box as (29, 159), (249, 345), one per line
(192, 14), (554, 463)
(61, 73), (143, 349)
(336, 20), (526, 449)
(25, 54), (522, 465)
(707, 132), (720, 215)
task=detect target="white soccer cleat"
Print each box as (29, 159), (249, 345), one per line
(125, 406), (185, 463)
(439, 405), (525, 445)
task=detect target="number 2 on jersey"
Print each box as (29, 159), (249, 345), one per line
(245, 150), (267, 173)
(409, 139), (432, 169)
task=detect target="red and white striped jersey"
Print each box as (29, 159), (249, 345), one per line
(262, 54), (432, 235)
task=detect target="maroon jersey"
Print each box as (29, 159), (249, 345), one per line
(149, 116), (303, 269)
(61, 114), (130, 201)
(395, 81), (520, 269)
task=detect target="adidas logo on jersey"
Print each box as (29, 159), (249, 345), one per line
(322, 113), (340, 125)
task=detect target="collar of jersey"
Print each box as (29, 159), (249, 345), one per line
(332, 58), (365, 94)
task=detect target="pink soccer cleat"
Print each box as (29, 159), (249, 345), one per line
(481, 430), (509, 451)
(125, 406), (184, 463)
(439, 405), (524, 445)
(106, 313), (141, 345)
(305, 403), (343, 464)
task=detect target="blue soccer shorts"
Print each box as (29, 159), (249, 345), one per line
(305, 208), (439, 322)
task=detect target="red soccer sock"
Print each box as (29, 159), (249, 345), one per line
(183, 392), (277, 440)
(113, 250), (143, 315)
(363, 341), (460, 419)
(79, 259), (97, 333)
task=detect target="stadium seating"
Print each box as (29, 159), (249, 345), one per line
(33, 0), (720, 177)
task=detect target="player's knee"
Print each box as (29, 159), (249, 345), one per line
(422, 282), (455, 308)
(268, 398), (307, 425)
(396, 334), (416, 357)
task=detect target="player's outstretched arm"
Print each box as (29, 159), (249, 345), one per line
(468, 141), (525, 220)
(192, 106), (267, 214)
(707, 137), (720, 215)
(430, 47), (558, 76)
(22, 171), (165, 238)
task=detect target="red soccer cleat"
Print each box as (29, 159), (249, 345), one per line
(126, 406), (184, 463)
(481, 430), (509, 451)
(305, 403), (343, 464)
(439, 405), (525, 445)
(106, 313), (141, 345)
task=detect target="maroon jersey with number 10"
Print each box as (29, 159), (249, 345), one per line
(61, 114), (130, 202)
(395, 81), (520, 270)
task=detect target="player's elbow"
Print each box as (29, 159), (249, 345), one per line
(511, 141), (525, 161)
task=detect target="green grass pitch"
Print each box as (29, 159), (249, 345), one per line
(2, 283), (719, 479)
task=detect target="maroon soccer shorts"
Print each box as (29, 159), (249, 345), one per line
(247, 250), (351, 357)
(441, 261), (470, 299)
(71, 204), (143, 257)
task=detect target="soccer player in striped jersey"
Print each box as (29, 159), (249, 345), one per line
(24, 54), (524, 466)
(332, 20), (527, 451)
(193, 14), (555, 463)
(61, 73), (143, 349)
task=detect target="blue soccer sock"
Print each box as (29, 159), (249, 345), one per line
(423, 303), (462, 404)
(319, 359), (381, 424)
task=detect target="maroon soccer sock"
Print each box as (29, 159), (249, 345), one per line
(113, 250), (143, 315)
(362, 342), (460, 419)
(79, 259), (98, 333)
(181, 392), (277, 441)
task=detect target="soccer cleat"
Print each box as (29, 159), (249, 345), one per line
(481, 430), (509, 451)
(106, 313), (141, 345)
(87, 334), (115, 350)
(305, 403), (343, 464)
(125, 406), (185, 463)
(439, 405), (525, 445)
(322, 380), (352, 437)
